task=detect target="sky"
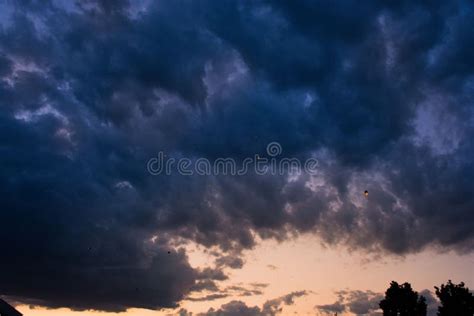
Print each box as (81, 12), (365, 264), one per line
(0, 0), (473, 315)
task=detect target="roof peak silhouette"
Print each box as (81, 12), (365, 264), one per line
(0, 298), (22, 316)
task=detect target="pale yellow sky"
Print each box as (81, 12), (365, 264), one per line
(14, 235), (474, 315)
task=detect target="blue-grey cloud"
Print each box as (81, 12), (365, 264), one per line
(0, 0), (473, 312)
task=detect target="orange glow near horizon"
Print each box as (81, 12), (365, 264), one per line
(13, 235), (474, 316)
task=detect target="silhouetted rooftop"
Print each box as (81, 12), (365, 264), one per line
(0, 298), (22, 316)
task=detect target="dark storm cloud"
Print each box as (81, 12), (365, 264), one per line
(1, 0), (474, 312)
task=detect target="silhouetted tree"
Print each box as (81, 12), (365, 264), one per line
(379, 281), (427, 316)
(435, 280), (474, 316)
(416, 296), (427, 316)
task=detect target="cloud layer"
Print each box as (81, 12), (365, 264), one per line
(182, 290), (306, 316)
(1, 0), (474, 311)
